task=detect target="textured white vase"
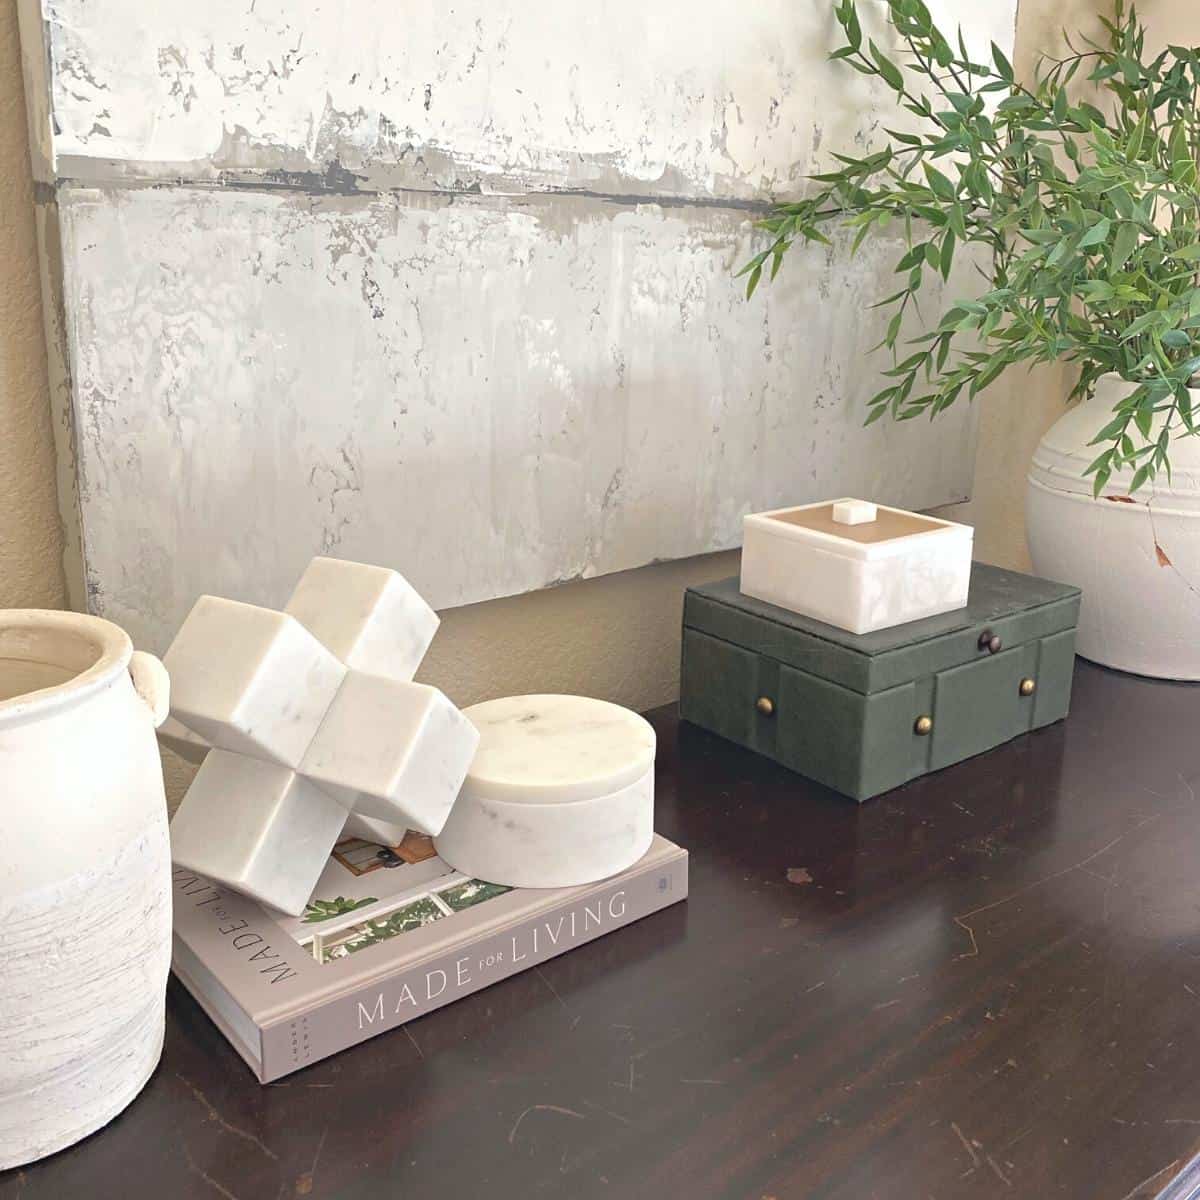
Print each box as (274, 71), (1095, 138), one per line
(1027, 374), (1200, 679)
(0, 611), (172, 1169)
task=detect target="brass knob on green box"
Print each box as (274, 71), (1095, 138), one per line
(1020, 677), (1036, 696)
(914, 715), (933, 736)
(756, 696), (775, 717)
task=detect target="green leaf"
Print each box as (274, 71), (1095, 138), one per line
(885, 310), (904, 347)
(972, 356), (1010, 396)
(1109, 188), (1136, 220)
(837, 0), (863, 50)
(869, 40), (905, 91)
(1079, 280), (1118, 303)
(1111, 223), (1138, 270)
(923, 163), (956, 200)
(1046, 236), (1076, 268)
(991, 41), (1014, 82)
(1126, 111), (1150, 160)
(930, 34), (955, 69)
(1121, 311), (1167, 341)
(1090, 413), (1133, 445)
(736, 250), (766, 278)
(1117, 55), (1142, 85)
(1180, 387), (1195, 431)
(939, 229), (956, 280)
(1079, 218), (1112, 248)
(1170, 120), (1190, 164)
(1083, 448), (1114, 477)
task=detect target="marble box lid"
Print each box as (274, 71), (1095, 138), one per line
(460, 694), (656, 805)
(742, 499), (971, 561)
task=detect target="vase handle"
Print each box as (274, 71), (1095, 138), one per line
(129, 650), (170, 728)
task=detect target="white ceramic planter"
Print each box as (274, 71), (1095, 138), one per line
(435, 695), (656, 888)
(740, 499), (973, 634)
(0, 611), (171, 1169)
(1027, 375), (1200, 679)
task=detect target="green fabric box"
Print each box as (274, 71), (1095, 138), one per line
(680, 562), (1080, 802)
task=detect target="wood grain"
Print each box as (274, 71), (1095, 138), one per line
(3, 661), (1199, 1199)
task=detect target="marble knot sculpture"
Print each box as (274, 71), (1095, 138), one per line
(162, 557), (479, 915)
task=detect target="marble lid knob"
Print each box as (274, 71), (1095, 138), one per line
(832, 499), (878, 526)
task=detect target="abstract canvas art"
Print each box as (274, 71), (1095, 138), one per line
(18, 1), (1016, 647)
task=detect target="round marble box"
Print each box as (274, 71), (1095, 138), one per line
(434, 694), (656, 888)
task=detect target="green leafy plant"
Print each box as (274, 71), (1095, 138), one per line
(743, 0), (1200, 494)
(302, 894), (378, 924)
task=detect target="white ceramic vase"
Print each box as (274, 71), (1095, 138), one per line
(1027, 374), (1200, 679)
(0, 611), (172, 1169)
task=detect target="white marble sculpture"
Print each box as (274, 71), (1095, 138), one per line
(165, 557), (479, 915)
(435, 694), (656, 888)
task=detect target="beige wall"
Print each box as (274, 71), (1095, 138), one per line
(0, 0), (63, 610)
(1, 0), (1196, 808)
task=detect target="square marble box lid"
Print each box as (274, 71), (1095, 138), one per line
(743, 499), (971, 561)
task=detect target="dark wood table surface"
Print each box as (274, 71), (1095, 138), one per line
(5, 661), (1200, 1200)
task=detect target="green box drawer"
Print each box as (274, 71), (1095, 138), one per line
(680, 562), (1080, 802)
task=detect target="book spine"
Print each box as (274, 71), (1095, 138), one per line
(259, 851), (687, 1081)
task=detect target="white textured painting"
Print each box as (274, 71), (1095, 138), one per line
(20, 0), (1017, 648)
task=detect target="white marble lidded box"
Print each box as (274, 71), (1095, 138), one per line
(740, 499), (973, 635)
(435, 695), (656, 889)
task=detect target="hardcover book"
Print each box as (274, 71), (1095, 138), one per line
(171, 830), (688, 1082)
